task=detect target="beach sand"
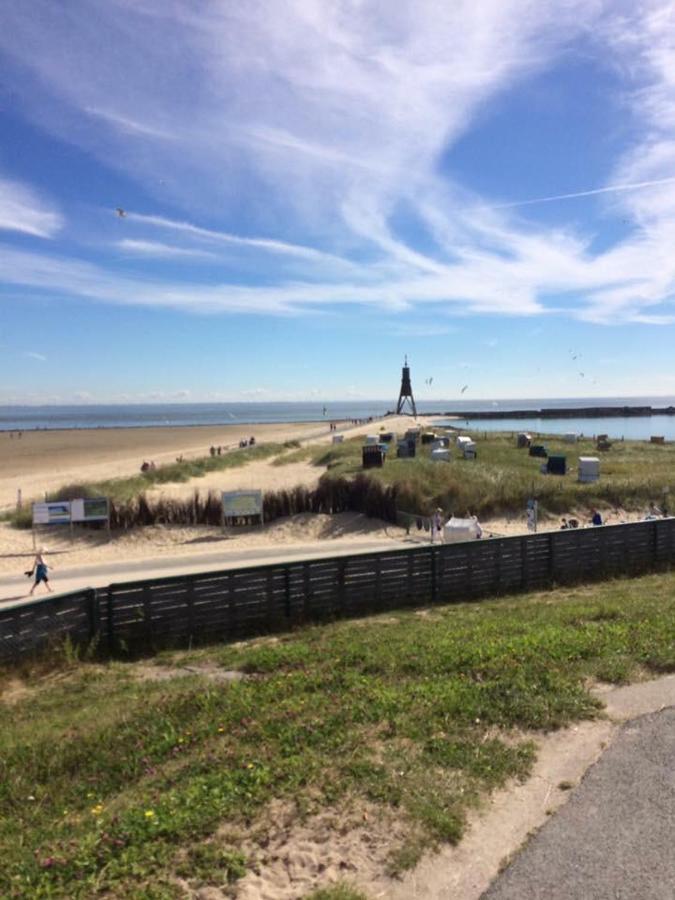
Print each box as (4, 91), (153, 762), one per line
(0, 417), (421, 511)
(2, 413), (652, 583)
(0, 415), (433, 573)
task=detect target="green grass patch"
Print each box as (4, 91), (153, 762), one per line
(1, 570), (674, 896)
(304, 885), (370, 900)
(292, 430), (675, 519)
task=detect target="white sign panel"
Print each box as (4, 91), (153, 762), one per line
(71, 498), (109, 522)
(222, 490), (263, 518)
(32, 501), (71, 525)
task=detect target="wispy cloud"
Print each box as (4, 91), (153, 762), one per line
(115, 239), (218, 260)
(484, 176), (675, 210)
(1, 1), (675, 328)
(24, 351), (47, 361)
(0, 177), (63, 238)
(84, 106), (174, 140)
(125, 213), (353, 267)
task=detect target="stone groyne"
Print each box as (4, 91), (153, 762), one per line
(442, 405), (675, 420)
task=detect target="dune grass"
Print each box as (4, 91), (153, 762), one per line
(5, 429), (673, 531)
(3, 443), (288, 528)
(1, 571), (674, 898)
(292, 430), (675, 519)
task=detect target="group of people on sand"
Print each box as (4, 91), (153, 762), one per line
(140, 460), (157, 472)
(561, 501), (669, 530)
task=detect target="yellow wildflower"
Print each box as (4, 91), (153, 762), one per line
(144, 810), (155, 818)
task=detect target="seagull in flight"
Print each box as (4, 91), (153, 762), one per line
(115, 207), (127, 218)
(460, 385), (468, 394)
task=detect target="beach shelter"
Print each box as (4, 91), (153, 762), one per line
(578, 456), (600, 483)
(431, 448), (450, 462)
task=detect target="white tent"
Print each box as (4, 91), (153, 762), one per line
(443, 516), (483, 543)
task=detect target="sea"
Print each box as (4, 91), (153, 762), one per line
(1, 397), (675, 441)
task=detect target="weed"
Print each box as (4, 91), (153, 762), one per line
(304, 884), (370, 900)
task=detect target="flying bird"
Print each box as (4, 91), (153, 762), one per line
(579, 372), (585, 378)
(115, 207), (127, 218)
(460, 385), (468, 394)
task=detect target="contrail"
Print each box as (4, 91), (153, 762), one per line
(487, 176), (675, 210)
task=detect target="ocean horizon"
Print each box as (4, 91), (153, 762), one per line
(1, 396), (675, 438)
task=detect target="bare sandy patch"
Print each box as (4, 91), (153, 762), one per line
(145, 459), (323, 501)
(131, 662), (247, 684)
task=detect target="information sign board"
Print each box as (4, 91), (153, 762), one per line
(71, 498), (109, 522)
(32, 501), (71, 525)
(222, 490), (263, 519)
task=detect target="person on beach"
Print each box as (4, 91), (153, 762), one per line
(591, 509), (603, 526)
(27, 547), (53, 595)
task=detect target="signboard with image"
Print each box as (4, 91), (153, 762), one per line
(32, 501), (71, 525)
(71, 498), (109, 522)
(222, 490), (263, 521)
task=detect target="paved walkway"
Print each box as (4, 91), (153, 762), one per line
(0, 538), (411, 608)
(482, 707), (675, 900)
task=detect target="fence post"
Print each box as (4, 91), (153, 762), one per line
(228, 572), (237, 637)
(375, 556), (382, 610)
(106, 586), (115, 653)
(520, 536), (529, 591)
(86, 588), (100, 643)
(547, 532), (555, 585)
(142, 585), (153, 647)
(651, 520), (659, 567)
(186, 576), (195, 639)
(284, 566), (291, 619)
(303, 563), (311, 618)
(338, 558), (346, 614)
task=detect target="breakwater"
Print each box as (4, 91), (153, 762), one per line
(444, 405), (675, 420)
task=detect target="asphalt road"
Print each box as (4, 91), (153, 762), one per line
(0, 537), (413, 608)
(482, 708), (675, 900)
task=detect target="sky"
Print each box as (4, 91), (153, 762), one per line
(1, 0), (675, 405)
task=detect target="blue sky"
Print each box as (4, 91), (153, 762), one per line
(1, 0), (675, 404)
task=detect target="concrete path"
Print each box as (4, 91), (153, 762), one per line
(0, 538), (412, 608)
(482, 707), (675, 900)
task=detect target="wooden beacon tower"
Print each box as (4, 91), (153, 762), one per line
(396, 356), (417, 416)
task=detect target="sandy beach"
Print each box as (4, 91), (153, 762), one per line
(0, 417), (418, 511)
(0, 415), (431, 578)
(1, 413), (659, 593)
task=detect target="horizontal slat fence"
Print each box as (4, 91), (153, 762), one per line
(2, 518), (674, 663)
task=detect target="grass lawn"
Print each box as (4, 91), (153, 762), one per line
(282, 430), (675, 519)
(1, 571), (673, 898)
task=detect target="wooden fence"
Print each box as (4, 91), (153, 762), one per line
(2, 518), (674, 664)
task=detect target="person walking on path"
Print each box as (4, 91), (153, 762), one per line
(27, 547), (53, 595)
